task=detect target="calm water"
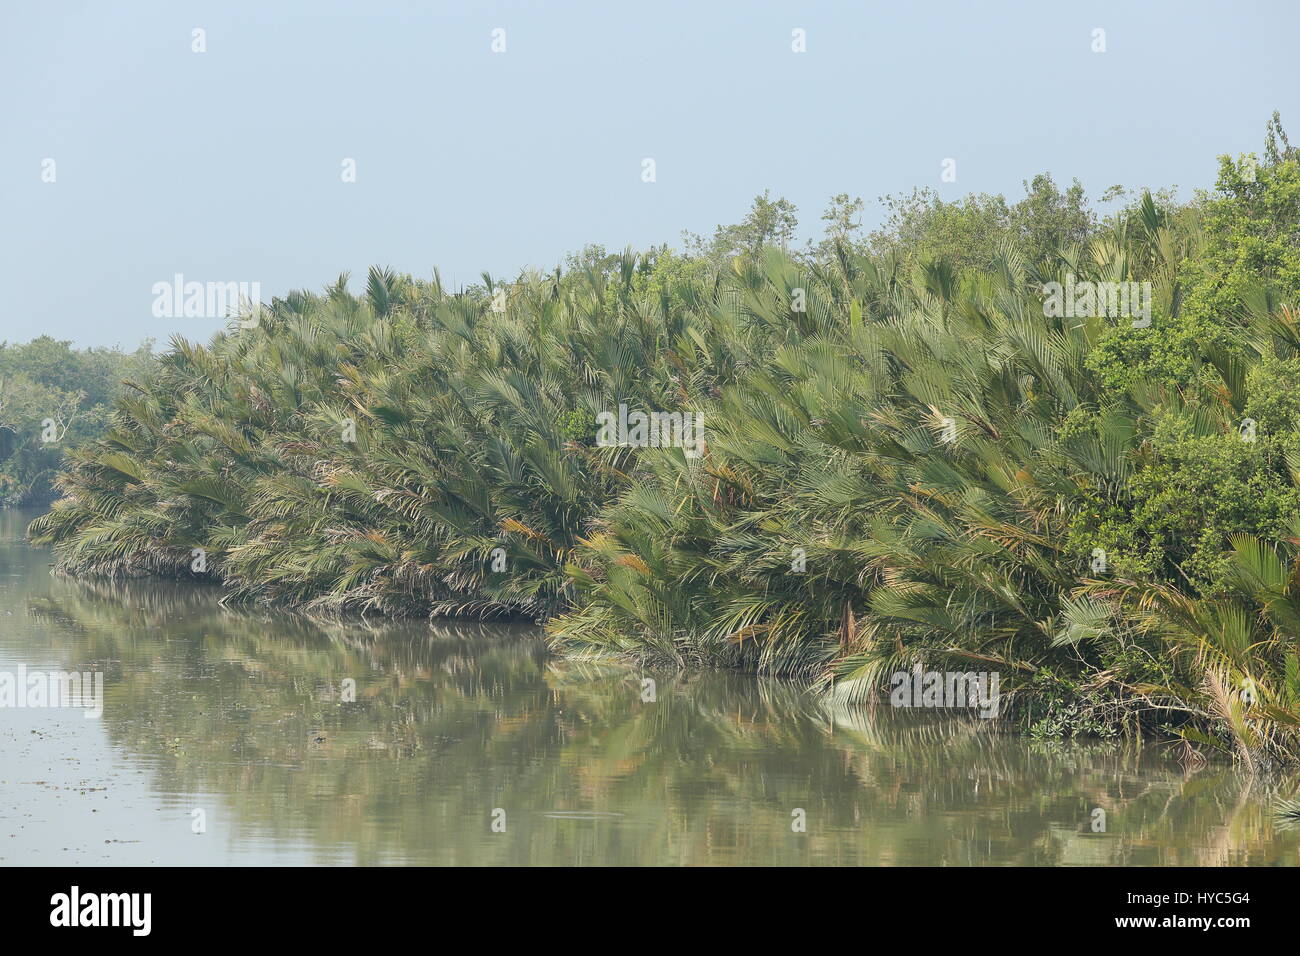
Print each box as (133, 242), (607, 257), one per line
(1, 511), (1298, 866)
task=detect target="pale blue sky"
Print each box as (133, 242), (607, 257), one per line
(2, 0), (1297, 347)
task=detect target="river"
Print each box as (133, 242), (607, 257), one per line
(1, 509), (1297, 865)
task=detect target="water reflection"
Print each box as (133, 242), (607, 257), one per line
(2, 511), (1298, 865)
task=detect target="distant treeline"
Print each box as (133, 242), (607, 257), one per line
(0, 337), (155, 506)
(29, 114), (1300, 764)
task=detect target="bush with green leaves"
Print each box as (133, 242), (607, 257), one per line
(0, 337), (155, 506)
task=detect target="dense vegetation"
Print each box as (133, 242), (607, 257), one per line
(30, 117), (1300, 764)
(0, 337), (155, 505)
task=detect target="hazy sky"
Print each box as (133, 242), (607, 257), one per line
(3, 0), (1298, 348)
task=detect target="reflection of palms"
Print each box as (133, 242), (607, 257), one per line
(17, 545), (1297, 865)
